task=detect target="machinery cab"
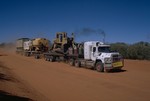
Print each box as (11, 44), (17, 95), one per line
(54, 32), (68, 45)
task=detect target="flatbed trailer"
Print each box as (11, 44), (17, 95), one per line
(43, 51), (89, 67)
(44, 52), (65, 62)
(23, 50), (44, 59)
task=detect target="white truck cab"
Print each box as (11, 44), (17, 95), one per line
(84, 41), (124, 72)
(24, 40), (32, 51)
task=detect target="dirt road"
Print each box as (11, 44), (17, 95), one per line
(0, 51), (150, 101)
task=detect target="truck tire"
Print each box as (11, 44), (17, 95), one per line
(69, 59), (75, 66)
(96, 62), (104, 72)
(75, 60), (81, 67)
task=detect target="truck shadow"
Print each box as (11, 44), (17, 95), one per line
(0, 90), (32, 101)
(108, 69), (127, 73)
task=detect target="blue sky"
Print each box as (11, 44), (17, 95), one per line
(0, 0), (150, 43)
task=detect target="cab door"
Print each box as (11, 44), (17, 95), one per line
(91, 47), (97, 61)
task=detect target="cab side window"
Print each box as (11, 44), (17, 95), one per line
(93, 47), (96, 52)
(57, 34), (59, 38)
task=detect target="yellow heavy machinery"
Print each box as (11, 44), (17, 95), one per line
(51, 32), (75, 53)
(22, 38), (50, 58)
(32, 38), (50, 52)
(44, 32), (76, 61)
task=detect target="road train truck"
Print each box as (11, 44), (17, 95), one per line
(44, 32), (124, 72)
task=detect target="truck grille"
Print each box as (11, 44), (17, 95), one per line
(112, 54), (122, 62)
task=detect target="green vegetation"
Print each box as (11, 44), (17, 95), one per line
(110, 42), (150, 60)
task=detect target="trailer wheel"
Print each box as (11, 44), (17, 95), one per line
(44, 55), (49, 61)
(49, 56), (54, 62)
(45, 58), (47, 61)
(35, 55), (37, 59)
(69, 59), (75, 66)
(96, 62), (104, 72)
(26, 53), (30, 57)
(75, 60), (81, 67)
(56, 57), (61, 62)
(24, 52), (27, 56)
(44, 55), (47, 61)
(35, 55), (40, 59)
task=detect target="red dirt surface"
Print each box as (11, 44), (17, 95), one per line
(0, 50), (150, 101)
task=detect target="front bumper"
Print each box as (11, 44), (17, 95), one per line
(104, 61), (124, 70)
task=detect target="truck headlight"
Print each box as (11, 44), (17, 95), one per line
(104, 58), (112, 63)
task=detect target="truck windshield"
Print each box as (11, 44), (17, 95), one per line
(98, 46), (111, 53)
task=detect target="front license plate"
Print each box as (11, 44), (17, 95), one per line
(113, 62), (123, 67)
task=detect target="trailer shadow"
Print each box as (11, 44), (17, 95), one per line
(0, 54), (8, 56)
(0, 62), (15, 82)
(0, 61), (33, 101)
(0, 90), (33, 101)
(0, 73), (12, 81)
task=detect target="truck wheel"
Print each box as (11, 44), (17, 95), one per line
(69, 59), (75, 66)
(96, 62), (104, 72)
(75, 60), (81, 67)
